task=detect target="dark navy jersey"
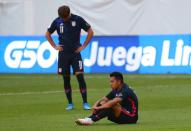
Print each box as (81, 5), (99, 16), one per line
(47, 14), (91, 53)
(106, 84), (138, 116)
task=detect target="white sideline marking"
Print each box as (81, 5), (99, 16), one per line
(0, 75), (108, 79)
(0, 90), (63, 96)
(0, 74), (191, 79)
(0, 89), (97, 96)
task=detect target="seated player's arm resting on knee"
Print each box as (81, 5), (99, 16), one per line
(101, 97), (109, 102)
(97, 97), (122, 109)
(99, 97), (109, 105)
(94, 97), (109, 107)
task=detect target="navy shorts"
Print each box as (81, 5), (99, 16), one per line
(108, 109), (138, 124)
(58, 52), (84, 75)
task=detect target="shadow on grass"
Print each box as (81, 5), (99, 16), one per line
(91, 122), (139, 127)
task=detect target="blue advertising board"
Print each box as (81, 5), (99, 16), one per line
(0, 36), (58, 73)
(139, 35), (191, 74)
(0, 35), (191, 74)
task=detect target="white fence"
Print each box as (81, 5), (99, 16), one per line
(0, 0), (191, 36)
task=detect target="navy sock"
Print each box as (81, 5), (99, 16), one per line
(76, 74), (87, 103)
(63, 75), (72, 104)
(89, 108), (112, 122)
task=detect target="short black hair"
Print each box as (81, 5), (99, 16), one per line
(58, 5), (70, 18)
(110, 72), (124, 83)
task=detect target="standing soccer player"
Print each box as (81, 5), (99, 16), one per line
(75, 72), (138, 125)
(45, 5), (94, 110)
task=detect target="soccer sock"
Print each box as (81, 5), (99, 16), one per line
(89, 108), (113, 122)
(76, 74), (87, 103)
(63, 75), (72, 104)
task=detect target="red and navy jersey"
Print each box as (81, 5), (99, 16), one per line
(106, 84), (138, 116)
(47, 14), (91, 53)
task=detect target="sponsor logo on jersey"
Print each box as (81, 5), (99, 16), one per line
(71, 21), (76, 27)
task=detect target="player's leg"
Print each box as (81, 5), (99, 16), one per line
(58, 52), (73, 110)
(72, 53), (90, 110)
(78, 102), (125, 124)
(75, 108), (113, 125)
(75, 100), (113, 125)
(75, 72), (90, 109)
(63, 74), (74, 110)
(89, 103), (121, 122)
(108, 105), (138, 124)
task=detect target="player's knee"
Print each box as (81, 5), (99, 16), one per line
(62, 74), (70, 80)
(112, 104), (122, 117)
(63, 73), (70, 77)
(99, 101), (107, 105)
(76, 73), (86, 88)
(75, 71), (83, 76)
(62, 74), (71, 87)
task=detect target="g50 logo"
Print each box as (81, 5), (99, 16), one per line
(4, 41), (58, 68)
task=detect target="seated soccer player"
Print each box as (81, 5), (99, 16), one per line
(75, 72), (138, 125)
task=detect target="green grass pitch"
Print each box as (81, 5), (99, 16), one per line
(0, 74), (191, 131)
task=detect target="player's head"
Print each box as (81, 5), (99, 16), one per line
(109, 72), (124, 90)
(58, 5), (70, 21)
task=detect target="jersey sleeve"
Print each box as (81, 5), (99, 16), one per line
(106, 90), (115, 100)
(47, 20), (56, 34)
(79, 16), (91, 32)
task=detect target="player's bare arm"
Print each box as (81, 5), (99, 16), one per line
(45, 31), (63, 51)
(92, 97), (109, 108)
(75, 27), (94, 53)
(93, 97), (122, 110)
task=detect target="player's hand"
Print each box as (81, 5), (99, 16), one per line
(54, 45), (63, 51)
(92, 106), (101, 111)
(92, 105), (97, 110)
(75, 45), (85, 53)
